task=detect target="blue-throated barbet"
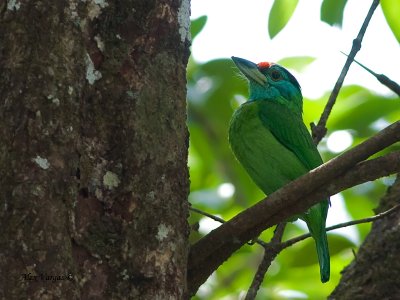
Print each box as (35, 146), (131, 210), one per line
(228, 56), (330, 283)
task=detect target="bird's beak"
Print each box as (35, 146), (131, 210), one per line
(231, 56), (267, 86)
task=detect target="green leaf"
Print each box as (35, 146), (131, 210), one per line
(268, 0), (299, 39)
(326, 86), (399, 136)
(277, 56), (316, 72)
(190, 16), (208, 40)
(321, 0), (348, 27)
(381, 0), (400, 44)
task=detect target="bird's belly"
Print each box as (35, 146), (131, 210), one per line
(229, 113), (307, 195)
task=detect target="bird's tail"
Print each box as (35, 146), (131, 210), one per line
(312, 228), (330, 283)
(304, 202), (330, 283)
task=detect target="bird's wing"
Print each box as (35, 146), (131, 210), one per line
(258, 100), (323, 170)
(259, 100), (330, 283)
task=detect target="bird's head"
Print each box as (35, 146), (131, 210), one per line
(232, 56), (303, 114)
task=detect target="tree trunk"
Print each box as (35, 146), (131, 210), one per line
(329, 175), (400, 300)
(0, 1), (190, 299)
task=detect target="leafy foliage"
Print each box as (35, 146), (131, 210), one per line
(268, 0), (299, 39)
(320, 0), (348, 27)
(277, 56), (316, 72)
(188, 4), (399, 298)
(381, 0), (400, 44)
(190, 16), (208, 40)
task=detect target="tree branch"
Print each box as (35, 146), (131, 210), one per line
(188, 121), (400, 295)
(243, 203), (400, 299)
(279, 203), (400, 250)
(244, 223), (286, 300)
(312, 0), (380, 143)
(190, 199), (400, 298)
(191, 203), (400, 256)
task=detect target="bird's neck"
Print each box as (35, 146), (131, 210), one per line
(248, 82), (303, 117)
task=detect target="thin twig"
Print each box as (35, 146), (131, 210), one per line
(340, 51), (400, 96)
(312, 0), (381, 144)
(189, 207), (226, 223)
(190, 202), (400, 299)
(245, 223), (286, 300)
(189, 207), (269, 247)
(190, 203), (400, 252)
(189, 202), (400, 297)
(279, 203), (400, 250)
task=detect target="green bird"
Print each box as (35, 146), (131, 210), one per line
(229, 56), (330, 283)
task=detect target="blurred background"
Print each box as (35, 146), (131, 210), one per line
(187, 0), (400, 299)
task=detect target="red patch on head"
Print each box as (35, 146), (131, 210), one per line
(257, 61), (272, 69)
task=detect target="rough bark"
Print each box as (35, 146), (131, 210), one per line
(0, 1), (190, 299)
(329, 175), (400, 300)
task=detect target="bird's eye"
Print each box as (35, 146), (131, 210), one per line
(270, 70), (282, 81)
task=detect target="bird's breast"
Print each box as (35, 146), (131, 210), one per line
(228, 101), (307, 195)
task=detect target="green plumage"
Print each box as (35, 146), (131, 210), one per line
(229, 57), (330, 283)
